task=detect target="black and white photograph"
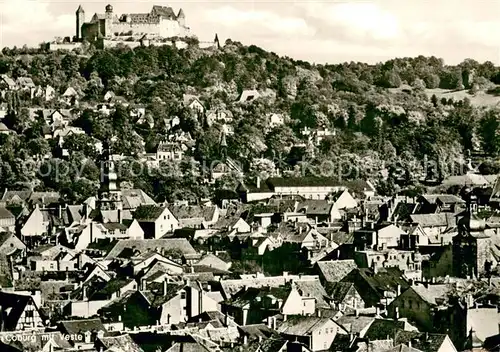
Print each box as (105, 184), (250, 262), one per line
(0, 0), (499, 351)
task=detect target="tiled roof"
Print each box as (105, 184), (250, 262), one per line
(317, 260), (357, 283)
(0, 207), (14, 220)
(60, 318), (106, 336)
(105, 239), (197, 259)
(278, 316), (339, 336)
(395, 331), (449, 352)
(419, 194), (465, 204)
(296, 200), (332, 216)
(336, 314), (375, 335)
(169, 204), (216, 222)
(133, 205), (167, 221)
(327, 282), (357, 302)
(98, 334), (142, 352)
(411, 284), (450, 306)
(0, 291), (39, 330)
(410, 213), (456, 228)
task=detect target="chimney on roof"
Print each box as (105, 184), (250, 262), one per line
(163, 279), (168, 296)
(243, 334), (248, 345)
(395, 307), (400, 320)
(283, 314), (287, 322)
(256, 176), (261, 189)
(397, 285), (401, 296)
(141, 278), (147, 291)
(267, 316), (272, 328)
(317, 309), (321, 318)
(272, 316), (276, 330)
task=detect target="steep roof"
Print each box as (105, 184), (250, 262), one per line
(410, 284), (450, 306)
(278, 316), (342, 336)
(296, 200), (333, 216)
(317, 260), (358, 283)
(394, 331), (450, 352)
(105, 239), (197, 259)
(98, 334), (142, 352)
(134, 205), (168, 221)
(0, 291), (40, 331)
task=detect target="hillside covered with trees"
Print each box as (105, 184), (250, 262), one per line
(2, 40), (500, 203)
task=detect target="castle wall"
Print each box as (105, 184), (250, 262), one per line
(82, 22), (101, 41)
(109, 19), (186, 38)
(49, 43), (82, 51)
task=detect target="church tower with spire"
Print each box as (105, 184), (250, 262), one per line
(452, 187), (494, 278)
(98, 140), (123, 212)
(220, 129), (227, 161)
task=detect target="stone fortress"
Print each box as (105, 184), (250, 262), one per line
(75, 4), (191, 42)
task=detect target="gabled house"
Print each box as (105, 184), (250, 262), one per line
(58, 318), (106, 349)
(296, 200), (342, 223)
(387, 284), (451, 331)
(315, 260), (358, 284)
(417, 194), (465, 213)
(408, 213), (457, 246)
(0, 232), (26, 256)
(61, 87), (79, 106)
(0, 75), (17, 91)
(394, 331), (457, 352)
(155, 141), (184, 161)
(134, 205), (179, 239)
(206, 108), (233, 126)
(354, 223), (407, 250)
(223, 283), (321, 326)
(169, 204), (219, 229)
(278, 315), (348, 352)
(0, 207), (15, 233)
(330, 189), (358, 210)
(0, 291), (46, 331)
(273, 222), (330, 251)
(104, 238), (199, 263)
(183, 94), (205, 114)
(16, 77), (35, 93)
(341, 267), (410, 308)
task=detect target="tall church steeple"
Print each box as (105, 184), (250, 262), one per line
(220, 129), (227, 161)
(98, 140), (122, 211)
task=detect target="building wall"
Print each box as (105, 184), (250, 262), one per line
(388, 288), (434, 331)
(282, 289), (315, 315)
(71, 300), (110, 318)
(338, 286), (365, 310)
(423, 246), (452, 280)
(15, 300), (44, 330)
(154, 208), (179, 238)
(311, 320), (341, 352)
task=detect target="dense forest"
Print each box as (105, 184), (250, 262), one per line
(2, 40), (500, 203)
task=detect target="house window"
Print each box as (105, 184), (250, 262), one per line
(25, 311), (34, 318)
(120, 230), (126, 235)
(180, 291), (186, 299)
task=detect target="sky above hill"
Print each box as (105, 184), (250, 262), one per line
(2, 0), (500, 65)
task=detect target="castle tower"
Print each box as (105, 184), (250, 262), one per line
(98, 140), (123, 212)
(104, 4), (114, 37)
(177, 8), (185, 27)
(76, 5), (85, 41)
(214, 33), (220, 49)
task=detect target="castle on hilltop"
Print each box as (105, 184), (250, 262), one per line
(75, 4), (191, 42)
